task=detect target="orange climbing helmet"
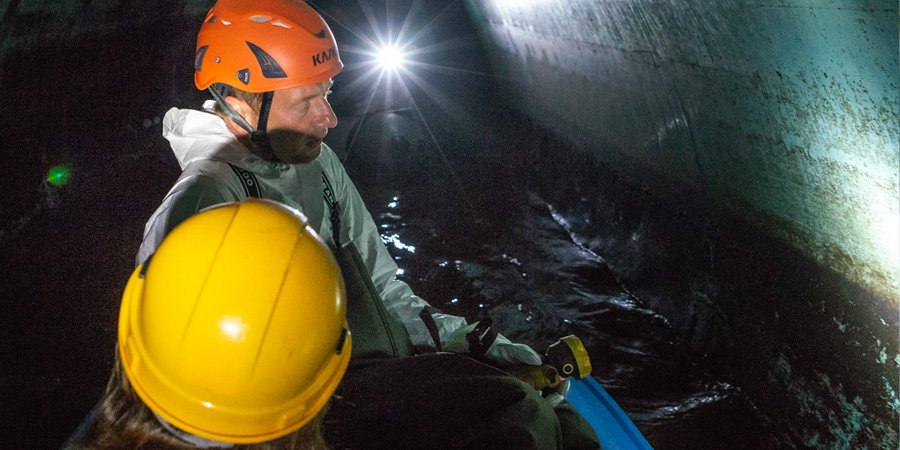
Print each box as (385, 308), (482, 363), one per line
(119, 199), (351, 444)
(194, 0), (343, 93)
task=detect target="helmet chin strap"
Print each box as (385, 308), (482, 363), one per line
(208, 86), (276, 157)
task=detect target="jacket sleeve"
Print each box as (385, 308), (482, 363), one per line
(135, 171), (236, 266)
(325, 155), (468, 350)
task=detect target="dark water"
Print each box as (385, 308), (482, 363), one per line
(336, 107), (779, 449)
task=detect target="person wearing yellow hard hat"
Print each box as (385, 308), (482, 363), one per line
(130, 0), (597, 448)
(63, 199), (351, 449)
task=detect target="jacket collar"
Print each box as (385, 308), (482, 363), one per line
(162, 107), (300, 177)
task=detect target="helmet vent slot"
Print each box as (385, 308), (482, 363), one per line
(271, 20), (291, 29)
(194, 45), (209, 72)
(237, 69), (251, 85)
(221, 19), (232, 25)
(249, 15), (272, 23)
(207, 15), (216, 24)
(246, 41), (288, 79)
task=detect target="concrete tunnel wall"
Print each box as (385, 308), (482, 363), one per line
(463, 0), (898, 301)
(462, 0), (899, 447)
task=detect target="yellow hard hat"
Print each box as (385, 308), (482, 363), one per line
(118, 199), (351, 444)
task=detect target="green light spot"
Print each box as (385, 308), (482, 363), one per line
(47, 165), (71, 186)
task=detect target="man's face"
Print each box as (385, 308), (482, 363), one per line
(235, 79), (337, 164)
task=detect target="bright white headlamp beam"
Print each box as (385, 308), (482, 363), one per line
(376, 44), (406, 72)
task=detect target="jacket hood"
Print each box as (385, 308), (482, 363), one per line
(162, 107), (290, 175)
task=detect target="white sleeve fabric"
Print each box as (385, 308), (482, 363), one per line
(323, 154), (468, 350)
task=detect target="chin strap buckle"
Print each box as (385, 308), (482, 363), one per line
(250, 130), (270, 147)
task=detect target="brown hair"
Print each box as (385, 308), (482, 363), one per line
(79, 353), (329, 450)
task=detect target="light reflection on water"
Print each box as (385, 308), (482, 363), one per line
(381, 233), (417, 253)
(337, 107), (775, 444)
(367, 181), (745, 433)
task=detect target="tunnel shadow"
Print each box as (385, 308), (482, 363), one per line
(0, 14), (204, 449)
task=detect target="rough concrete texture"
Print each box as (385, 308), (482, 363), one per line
(516, 121), (899, 448)
(464, 0), (898, 301)
(463, 0), (899, 448)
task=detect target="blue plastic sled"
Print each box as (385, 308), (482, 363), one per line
(567, 377), (653, 450)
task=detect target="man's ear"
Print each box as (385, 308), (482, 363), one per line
(224, 96), (259, 130)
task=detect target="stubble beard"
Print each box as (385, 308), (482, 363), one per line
(273, 133), (323, 164)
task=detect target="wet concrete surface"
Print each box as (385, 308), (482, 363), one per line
(513, 124), (900, 447)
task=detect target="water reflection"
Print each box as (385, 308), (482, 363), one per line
(364, 169), (752, 444)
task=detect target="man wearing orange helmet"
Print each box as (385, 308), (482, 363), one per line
(135, 1), (594, 448)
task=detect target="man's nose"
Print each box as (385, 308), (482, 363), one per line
(314, 98), (338, 129)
